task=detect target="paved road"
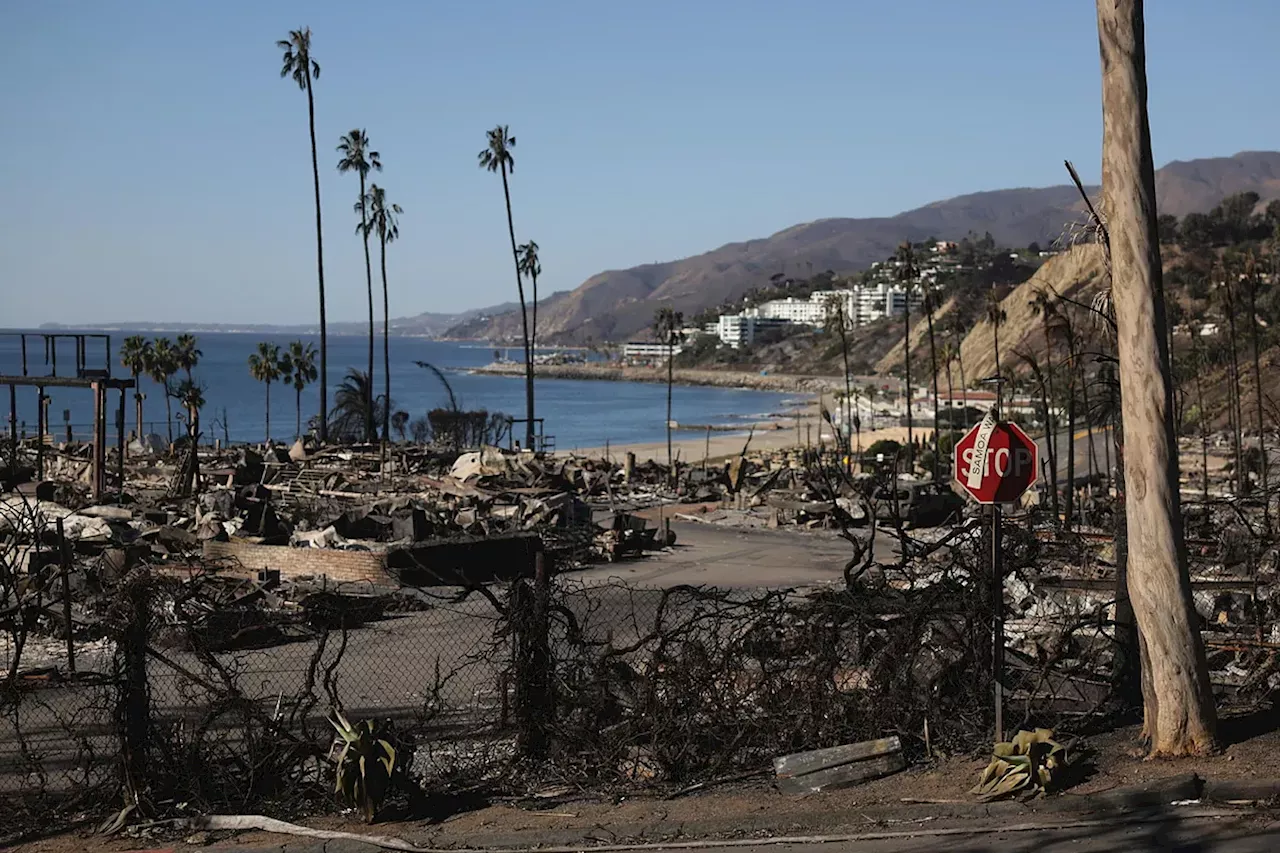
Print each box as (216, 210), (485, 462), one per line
(574, 520), (871, 589)
(1037, 425), (1112, 485)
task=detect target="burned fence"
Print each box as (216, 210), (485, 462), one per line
(6, 497), (1280, 834)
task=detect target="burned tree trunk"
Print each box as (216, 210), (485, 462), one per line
(1096, 0), (1216, 756)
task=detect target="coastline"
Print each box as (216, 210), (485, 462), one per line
(471, 361), (846, 394)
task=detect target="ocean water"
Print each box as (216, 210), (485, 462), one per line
(0, 332), (796, 451)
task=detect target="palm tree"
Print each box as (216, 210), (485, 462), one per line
(921, 280), (942, 479)
(984, 287), (1008, 380)
(823, 293), (854, 465)
(517, 240), (542, 355)
(337, 128), (382, 442)
(654, 307), (683, 480)
(248, 342), (284, 445)
(1244, 252), (1269, 527)
(119, 335), (152, 439)
(174, 378), (206, 495)
(174, 333), (201, 382)
(478, 125), (534, 449)
(948, 318), (970, 426)
(147, 337), (179, 443)
(358, 184), (402, 448)
(277, 27), (328, 443)
(1029, 289), (1062, 525)
(175, 378), (206, 439)
(329, 369), (376, 443)
(1217, 261), (1246, 496)
(280, 340), (318, 439)
(938, 339), (958, 451)
(391, 410), (409, 442)
(895, 242), (917, 471)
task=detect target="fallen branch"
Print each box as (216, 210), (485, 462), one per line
(192, 814), (423, 851)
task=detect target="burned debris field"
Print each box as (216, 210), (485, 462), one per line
(3, 387), (1278, 842)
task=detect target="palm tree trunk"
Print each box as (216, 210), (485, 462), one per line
(265, 381), (271, 446)
(1037, 361), (1061, 525)
(305, 71), (328, 443)
(381, 232), (391, 447)
(1080, 354), (1100, 487)
(1064, 343), (1077, 532)
(164, 392), (173, 444)
(903, 300), (913, 471)
(957, 343), (970, 427)
(1097, 0), (1216, 756)
(839, 308), (852, 468)
(993, 323), (1002, 381)
(925, 298), (940, 479)
(1042, 317), (1061, 526)
(531, 271), (539, 357)
(500, 164), (534, 450)
(1222, 280), (1245, 495)
(360, 174), (375, 444)
(943, 354), (955, 455)
(666, 335), (674, 479)
(1246, 269), (1269, 528)
(296, 386), (302, 441)
(1194, 351), (1209, 504)
(133, 370), (143, 439)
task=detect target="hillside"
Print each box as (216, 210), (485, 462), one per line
(450, 152), (1280, 344)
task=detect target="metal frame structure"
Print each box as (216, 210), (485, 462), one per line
(2, 332), (134, 499)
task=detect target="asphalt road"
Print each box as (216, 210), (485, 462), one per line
(1037, 425), (1112, 484)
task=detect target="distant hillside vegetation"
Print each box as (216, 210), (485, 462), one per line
(449, 152), (1280, 345)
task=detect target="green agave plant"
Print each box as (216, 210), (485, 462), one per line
(329, 708), (397, 823)
(970, 727), (1067, 802)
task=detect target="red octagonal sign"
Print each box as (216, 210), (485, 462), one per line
(953, 419), (1039, 505)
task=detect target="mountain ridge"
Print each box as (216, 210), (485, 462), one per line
(448, 151), (1280, 344)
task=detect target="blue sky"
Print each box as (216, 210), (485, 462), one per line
(2, 0), (1278, 327)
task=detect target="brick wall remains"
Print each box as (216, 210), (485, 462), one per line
(203, 540), (388, 584)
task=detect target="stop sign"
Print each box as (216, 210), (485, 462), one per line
(953, 419), (1038, 504)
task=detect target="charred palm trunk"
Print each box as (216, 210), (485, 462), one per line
(360, 174), (375, 444)
(925, 293), (941, 480)
(1245, 264), (1269, 529)
(1064, 332), (1078, 532)
(501, 165), (534, 450)
(666, 334), (675, 482)
(381, 231), (391, 450)
(1221, 277), (1245, 495)
(305, 71), (327, 443)
(839, 307), (853, 469)
(904, 298), (913, 472)
(1041, 322), (1062, 527)
(943, 355), (955, 454)
(133, 371), (143, 439)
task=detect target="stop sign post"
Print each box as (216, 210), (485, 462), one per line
(952, 416), (1037, 745)
(953, 420), (1039, 505)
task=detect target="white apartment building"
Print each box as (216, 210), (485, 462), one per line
(853, 282), (923, 326)
(715, 311), (794, 349)
(622, 342), (683, 361)
(757, 289), (857, 328)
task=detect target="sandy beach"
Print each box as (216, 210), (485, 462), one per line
(565, 417), (933, 465)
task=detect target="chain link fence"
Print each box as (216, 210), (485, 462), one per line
(5, 488), (1279, 838)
